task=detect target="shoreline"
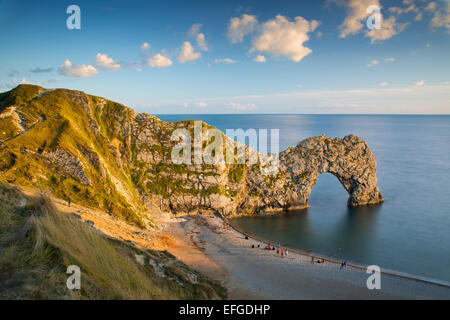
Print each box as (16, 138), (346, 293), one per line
(226, 218), (450, 289)
(179, 214), (450, 299)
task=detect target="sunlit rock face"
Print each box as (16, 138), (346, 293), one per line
(239, 134), (384, 215)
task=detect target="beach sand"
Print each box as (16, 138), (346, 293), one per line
(166, 214), (450, 300)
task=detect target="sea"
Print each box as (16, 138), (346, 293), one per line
(157, 114), (450, 282)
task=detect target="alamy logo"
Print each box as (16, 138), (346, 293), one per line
(366, 265), (381, 290)
(66, 265), (81, 290)
(171, 121), (279, 175)
(66, 5), (81, 30)
(366, 5), (382, 30)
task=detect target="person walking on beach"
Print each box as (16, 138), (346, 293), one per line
(67, 199), (71, 207)
(281, 249), (284, 258)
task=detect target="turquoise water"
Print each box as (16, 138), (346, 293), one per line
(157, 114), (450, 282)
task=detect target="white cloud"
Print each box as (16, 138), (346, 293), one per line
(196, 33), (208, 51)
(196, 102), (207, 108)
(429, 2), (450, 31)
(189, 24), (202, 37)
(365, 16), (408, 43)
(94, 53), (120, 70)
(227, 14), (258, 43)
(334, 0), (406, 42)
(189, 24), (208, 51)
(337, 0), (381, 38)
(380, 82), (388, 87)
(229, 102), (256, 111)
(178, 41), (201, 63)
(147, 54), (173, 68)
(414, 80), (426, 86)
(367, 58), (379, 67)
(214, 58), (236, 64)
(252, 15), (318, 62)
(425, 2), (437, 12)
(385, 57), (395, 63)
(58, 59), (98, 78)
(254, 55), (266, 63)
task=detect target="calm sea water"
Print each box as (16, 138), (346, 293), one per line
(157, 114), (450, 282)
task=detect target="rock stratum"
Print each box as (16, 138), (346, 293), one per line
(0, 85), (383, 227)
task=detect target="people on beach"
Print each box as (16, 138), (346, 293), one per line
(311, 256), (314, 263)
(340, 260), (347, 269)
(281, 249), (284, 258)
(285, 249), (288, 257)
(67, 199), (71, 207)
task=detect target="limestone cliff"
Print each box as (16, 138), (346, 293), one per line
(0, 85), (383, 225)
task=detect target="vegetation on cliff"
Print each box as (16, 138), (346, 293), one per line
(0, 183), (226, 299)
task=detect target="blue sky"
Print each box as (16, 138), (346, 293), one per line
(0, 0), (449, 114)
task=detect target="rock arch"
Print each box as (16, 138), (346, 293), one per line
(240, 134), (384, 214)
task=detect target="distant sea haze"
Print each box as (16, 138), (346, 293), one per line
(157, 114), (450, 282)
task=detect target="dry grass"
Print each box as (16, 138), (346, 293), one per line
(0, 183), (226, 300)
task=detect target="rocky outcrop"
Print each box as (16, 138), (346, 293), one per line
(43, 148), (90, 186)
(240, 134), (384, 214)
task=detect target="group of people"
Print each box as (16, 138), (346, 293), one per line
(225, 222), (347, 268)
(250, 242), (289, 259)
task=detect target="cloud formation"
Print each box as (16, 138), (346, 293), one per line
(196, 33), (208, 51)
(429, 2), (450, 31)
(254, 55), (266, 63)
(95, 53), (121, 70)
(147, 54), (173, 68)
(365, 16), (408, 43)
(227, 14), (258, 43)
(367, 58), (379, 67)
(58, 60), (98, 78)
(335, 0), (407, 43)
(338, 0), (381, 38)
(189, 24), (209, 51)
(178, 41), (201, 63)
(252, 15), (319, 62)
(214, 58), (236, 64)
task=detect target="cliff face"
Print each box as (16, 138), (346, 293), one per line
(0, 85), (383, 224)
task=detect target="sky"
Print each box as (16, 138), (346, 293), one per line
(0, 0), (449, 114)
